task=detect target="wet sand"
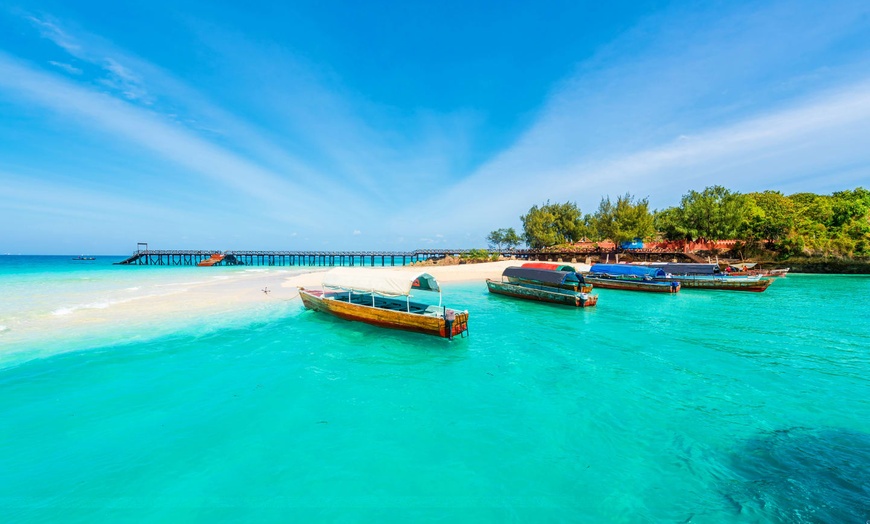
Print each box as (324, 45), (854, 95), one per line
(2, 262), (529, 358)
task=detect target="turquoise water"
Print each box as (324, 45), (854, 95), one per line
(1, 257), (868, 522)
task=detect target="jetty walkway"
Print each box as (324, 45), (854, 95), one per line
(117, 245), (702, 267)
(118, 249), (525, 267)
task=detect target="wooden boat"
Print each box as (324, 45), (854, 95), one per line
(71, 256), (95, 261)
(726, 263), (790, 277)
(197, 253), (225, 266)
(522, 262), (578, 272)
(519, 263), (593, 292)
(298, 268), (468, 339)
(637, 262), (773, 292)
(658, 274), (773, 292)
(585, 264), (680, 293)
(486, 267), (598, 307)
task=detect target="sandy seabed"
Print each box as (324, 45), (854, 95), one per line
(1, 262), (523, 358)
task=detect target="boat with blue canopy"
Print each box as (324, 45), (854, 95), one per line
(584, 264), (680, 293)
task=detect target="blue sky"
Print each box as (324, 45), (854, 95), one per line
(1, 1), (869, 254)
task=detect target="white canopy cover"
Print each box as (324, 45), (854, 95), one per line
(321, 268), (441, 296)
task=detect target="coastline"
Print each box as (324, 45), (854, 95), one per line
(0, 261), (521, 365)
(281, 260), (520, 291)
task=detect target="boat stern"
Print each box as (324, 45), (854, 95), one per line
(578, 293), (599, 307)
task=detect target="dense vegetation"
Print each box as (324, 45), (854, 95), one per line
(495, 187), (870, 260)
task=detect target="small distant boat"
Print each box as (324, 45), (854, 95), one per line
(585, 264), (680, 293)
(197, 253), (225, 266)
(486, 266), (598, 307)
(72, 256), (95, 261)
(299, 268), (468, 339)
(726, 263), (790, 277)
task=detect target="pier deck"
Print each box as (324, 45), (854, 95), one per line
(116, 247), (701, 267)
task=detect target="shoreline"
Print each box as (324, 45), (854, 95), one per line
(280, 260), (521, 292)
(0, 262), (521, 365)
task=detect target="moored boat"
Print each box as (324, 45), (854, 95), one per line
(726, 263), (790, 277)
(522, 262), (578, 272)
(519, 263), (593, 292)
(72, 255), (95, 261)
(585, 264), (680, 293)
(298, 268), (468, 339)
(659, 274), (773, 292)
(486, 267), (598, 307)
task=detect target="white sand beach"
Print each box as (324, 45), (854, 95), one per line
(0, 261), (532, 360)
(280, 260), (522, 291)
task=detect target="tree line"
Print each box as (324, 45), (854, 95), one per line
(488, 186), (870, 258)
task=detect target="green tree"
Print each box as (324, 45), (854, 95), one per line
(654, 206), (689, 241)
(486, 227), (522, 250)
(679, 186), (749, 240)
(502, 227), (522, 249)
(590, 193), (654, 243)
(743, 191), (796, 243)
(486, 229), (505, 250)
(520, 201), (585, 249)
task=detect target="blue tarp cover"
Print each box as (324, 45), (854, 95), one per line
(589, 264), (665, 278)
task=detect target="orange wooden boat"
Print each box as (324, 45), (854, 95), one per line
(299, 268), (468, 339)
(197, 253), (225, 266)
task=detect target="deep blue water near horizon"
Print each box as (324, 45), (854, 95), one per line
(1, 257), (868, 522)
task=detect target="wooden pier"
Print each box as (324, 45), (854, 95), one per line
(117, 247), (700, 267)
(116, 242), (702, 267)
(117, 249), (505, 267)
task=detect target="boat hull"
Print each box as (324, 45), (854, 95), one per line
(658, 276), (773, 292)
(507, 276), (593, 293)
(486, 280), (598, 307)
(299, 289), (468, 338)
(585, 276), (680, 293)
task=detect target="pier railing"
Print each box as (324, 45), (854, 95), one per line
(116, 247), (698, 266)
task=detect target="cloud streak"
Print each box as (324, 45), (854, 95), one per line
(408, 1), (870, 237)
(0, 53), (336, 225)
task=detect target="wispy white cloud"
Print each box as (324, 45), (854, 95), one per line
(429, 78), (870, 230)
(407, 1), (870, 239)
(25, 15), (81, 54)
(100, 58), (150, 102)
(0, 53), (337, 226)
(48, 60), (82, 75)
(5, 3), (870, 252)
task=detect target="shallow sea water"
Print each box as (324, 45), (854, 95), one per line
(1, 257), (868, 522)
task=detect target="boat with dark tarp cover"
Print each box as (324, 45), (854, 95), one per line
(299, 268), (468, 339)
(486, 267), (598, 307)
(585, 264), (680, 293)
(520, 262), (593, 292)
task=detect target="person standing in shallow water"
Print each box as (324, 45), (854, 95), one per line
(445, 309), (456, 340)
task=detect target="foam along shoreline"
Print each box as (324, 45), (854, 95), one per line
(0, 268), (319, 365)
(1, 262), (531, 365)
